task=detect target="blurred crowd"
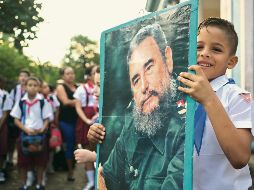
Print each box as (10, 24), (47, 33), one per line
(0, 65), (100, 190)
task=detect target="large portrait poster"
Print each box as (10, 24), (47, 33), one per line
(97, 1), (198, 190)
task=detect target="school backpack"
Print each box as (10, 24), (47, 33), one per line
(19, 99), (47, 155)
(49, 126), (62, 149)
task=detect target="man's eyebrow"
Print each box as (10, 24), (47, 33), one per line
(144, 58), (153, 69)
(131, 59), (154, 84)
(131, 74), (139, 85)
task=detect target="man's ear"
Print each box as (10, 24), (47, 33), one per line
(227, 55), (238, 69)
(165, 46), (173, 73)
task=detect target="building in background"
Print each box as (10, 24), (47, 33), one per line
(145, 0), (254, 94)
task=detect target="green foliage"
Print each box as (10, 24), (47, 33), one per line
(32, 61), (60, 88)
(0, 0), (44, 51)
(0, 43), (32, 90)
(0, 43), (60, 91)
(62, 35), (99, 83)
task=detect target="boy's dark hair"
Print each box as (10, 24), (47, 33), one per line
(25, 76), (40, 86)
(198, 17), (238, 55)
(20, 69), (31, 77)
(95, 66), (100, 74)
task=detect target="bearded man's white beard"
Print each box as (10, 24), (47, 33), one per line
(132, 78), (177, 138)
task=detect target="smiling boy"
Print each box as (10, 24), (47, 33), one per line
(178, 17), (253, 190)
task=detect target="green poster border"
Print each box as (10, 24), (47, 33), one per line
(96, 1), (198, 189)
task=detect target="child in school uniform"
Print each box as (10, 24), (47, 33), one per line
(41, 81), (60, 174)
(73, 65), (98, 190)
(0, 77), (12, 183)
(10, 76), (52, 190)
(177, 17), (253, 190)
(7, 70), (30, 167)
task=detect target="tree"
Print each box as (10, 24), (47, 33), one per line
(0, 43), (32, 90)
(62, 35), (99, 82)
(0, 0), (44, 51)
(0, 42), (60, 91)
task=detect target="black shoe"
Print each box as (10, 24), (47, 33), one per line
(18, 185), (28, 190)
(6, 162), (14, 169)
(35, 184), (45, 190)
(67, 176), (75, 182)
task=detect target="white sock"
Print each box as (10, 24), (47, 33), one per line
(86, 170), (94, 185)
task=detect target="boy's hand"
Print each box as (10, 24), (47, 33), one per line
(74, 149), (96, 163)
(177, 65), (215, 105)
(25, 128), (36, 135)
(87, 123), (105, 144)
(36, 127), (46, 134)
(98, 164), (107, 190)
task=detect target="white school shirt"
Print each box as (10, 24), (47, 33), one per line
(45, 94), (60, 121)
(193, 75), (252, 190)
(9, 84), (25, 104)
(10, 93), (52, 130)
(73, 83), (96, 107)
(50, 94), (60, 111)
(0, 90), (12, 118)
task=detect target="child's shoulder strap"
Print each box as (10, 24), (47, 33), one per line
(1, 94), (6, 109)
(39, 99), (45, 110)
(19, 99), (26, 123)
(49, 95), (54, 102)
(39, 99), (45, 119)
(14, 85), (17, 99)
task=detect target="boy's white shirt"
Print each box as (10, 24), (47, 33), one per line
(0, 89), (12, 118)
(9, 84), (23, 104)
(73, 83), (96, 107)
(10, 93), (52, 130)
(193, 75), (252, 190)
(45, 94), (59, 122)
(51, 94), (60, 110)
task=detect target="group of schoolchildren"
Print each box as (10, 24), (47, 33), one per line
(0, 70), (62, 190)
(0, 17), (254, 190)
(0, 66), (101, 190)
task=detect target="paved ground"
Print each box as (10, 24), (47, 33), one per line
(2, 154), (254, 189)
(0, 150), (88, 190)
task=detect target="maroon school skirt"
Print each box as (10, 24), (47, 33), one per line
(75, 106), (97, 147)
(0, 123), (8, 155)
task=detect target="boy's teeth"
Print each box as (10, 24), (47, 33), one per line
(200, 63), (211, 67)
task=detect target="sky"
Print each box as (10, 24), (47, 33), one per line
(23, 0), (148, 65)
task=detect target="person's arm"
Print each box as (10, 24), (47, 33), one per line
(0, 111), (9, 130)
(54, 107), (59, 127)
(75, 100), (92, 125)
(56, 84), (76, 107)
(74, 149), (96, 163)
(177, 65), (252, 169)
(162, 124), (184, 190)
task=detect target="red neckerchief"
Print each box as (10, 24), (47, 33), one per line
(86, 80), (94, 89)
(44, 95), (54, 107)
(25, 99), (39, 115)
